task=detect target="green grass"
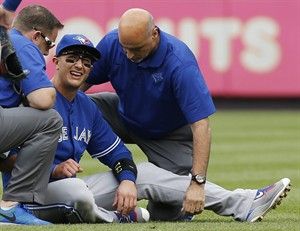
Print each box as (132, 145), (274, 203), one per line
(1, 110), (300, 231)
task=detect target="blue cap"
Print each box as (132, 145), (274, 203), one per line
(55, 34), (100, 60)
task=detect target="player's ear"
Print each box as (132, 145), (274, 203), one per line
(52, 57), (59, 69)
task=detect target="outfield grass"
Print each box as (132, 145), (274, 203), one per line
(1, 110), (299, 231)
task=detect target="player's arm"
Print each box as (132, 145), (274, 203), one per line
(88, 112), (137, 215)
(183, 118), (211, 214)
(98, 146), (138, 215)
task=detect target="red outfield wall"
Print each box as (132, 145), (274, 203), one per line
(20, 0), (300, 97)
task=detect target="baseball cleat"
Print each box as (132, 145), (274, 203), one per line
(246, 178), (291, 222)
(0, 203), (51, 225)
(114, 207), (149, 223)
(177, 212), (195, 221)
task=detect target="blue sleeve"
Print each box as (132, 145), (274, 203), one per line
(18, 44), (53, 95)
(2, 0), (22, 11)
(87, 106), (136, 182)
(173, 64), (216, 123)
(86, 34), (111, 85)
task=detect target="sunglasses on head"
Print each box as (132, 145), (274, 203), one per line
(33, 27), (56, 48)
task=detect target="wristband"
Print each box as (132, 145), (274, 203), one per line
(112, 158), (137, 179)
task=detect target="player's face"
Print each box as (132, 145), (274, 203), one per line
(55, 51), (93, 89)
(119, 26), (159, 63)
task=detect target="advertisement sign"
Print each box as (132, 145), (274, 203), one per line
(20, 0), (300, 97)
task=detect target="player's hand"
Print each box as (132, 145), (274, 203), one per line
(0, 5), (15, 29)
(113, 180), (137, 215)
(182, 181), (205, 214)
(51, 158), (83, 179)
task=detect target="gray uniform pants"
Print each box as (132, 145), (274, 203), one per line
(26, 162), (255, 223)
(0, 106), (62, 204)
(89, 92), (256, 221)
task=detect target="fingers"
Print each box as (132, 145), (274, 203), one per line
(183, 198), (204, 214)
(182, 183), (205, 214)
(53, 159), (83, 178)
(115, 192), (136, 214)
(63, 159), (82, 176)
(113, 180), (137, 215)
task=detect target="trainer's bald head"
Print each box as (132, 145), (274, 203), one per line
(118, 8), (159, 63)
(119, 8), (154, 40)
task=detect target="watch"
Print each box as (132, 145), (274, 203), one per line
(191, 174), (206, 185)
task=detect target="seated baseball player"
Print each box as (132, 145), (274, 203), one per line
(1, 34), (149, 224)
(1, 33), (291, 224)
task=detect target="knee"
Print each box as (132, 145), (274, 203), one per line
(137, 162), (159, 178)
(67, 178), (94, 205)
(48, 109), (63, 129)
(41, 109), (63, 132)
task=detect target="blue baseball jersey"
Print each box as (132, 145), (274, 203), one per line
(0, 29), (53, 107)
(51, 90), (135, 182)
(87, 29), (216, 139)
(2, 90), (135, 188)
(2, 0), (22, 11)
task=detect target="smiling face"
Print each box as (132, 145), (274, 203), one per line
(53, 50), (94, 93)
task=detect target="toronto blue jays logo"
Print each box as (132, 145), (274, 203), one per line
(152, 72), (163, 83)
(73, 35), (91, 45)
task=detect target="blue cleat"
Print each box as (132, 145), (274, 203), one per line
(0, 203), (51, 225)
(114, 207), (149, 223)
(178, 213), (195, 221)
(246, 178), (291, 222)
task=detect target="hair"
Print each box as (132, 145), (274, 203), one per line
(13, 5), (64, 34)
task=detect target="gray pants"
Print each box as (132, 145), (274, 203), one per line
(26, 162), (255, 223)
(0, 106), (62, 204)
(89, 92), (256, 221)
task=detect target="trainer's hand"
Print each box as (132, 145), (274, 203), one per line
(182, 181), (205, 214)
(113, 180), (137, 215)
(0, 5), (15, 29)
(51, 158), (83, 179)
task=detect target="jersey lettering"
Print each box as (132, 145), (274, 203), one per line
(58, 127), (68, 142)
(74, 127), (91, 144)
(58, 126), (91, 144)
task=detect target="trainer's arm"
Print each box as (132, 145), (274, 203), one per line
(0, 0), (22, 29)
(183, 117), (211, 214)
(26, 87), (56, 110)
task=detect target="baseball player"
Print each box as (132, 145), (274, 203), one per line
(2, 34), (150, 224)
(0, 4), (63, 225)
(81, 8), (291, 221)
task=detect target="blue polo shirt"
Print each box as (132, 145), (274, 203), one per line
(87, 29), (216, 138)
(0, 29), (53, 107)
